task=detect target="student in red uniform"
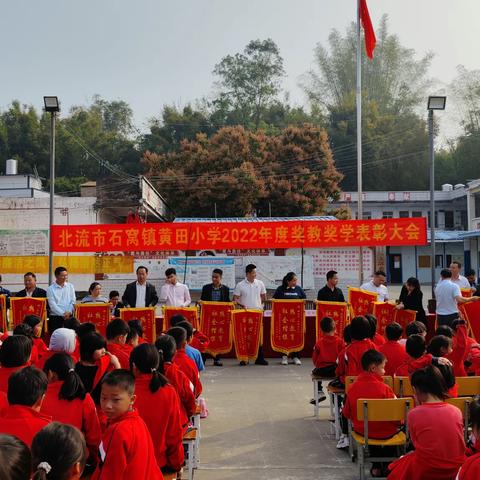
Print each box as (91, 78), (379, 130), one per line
(106, 319), (132, 370)
(155, 334), (196, 426)
(92, 370), (163, 480)
(436, 319), (469, 377)
(343, 350), (399, 477)
(311, 316), (344, 404)
(41, 353), (101, 469)
(405, 321), (427, 339)
(23, 314), (49, 359)
(0, 335), (32, 393)
(13, 324), (40, 365)
(0, 366), (51, 447)
(127, 319), (146, 348)
(388, 365), (465, 480)
(0, 434), (32, 480)
(465, 398), (480, 457)
(167, 326), (202, 397)
(379, 322), (408, 376)
(31, 422), (87, 480)
(344, 316), (377, 377)
(365, 314), (386, 347)
(131, 344), (184, 474)
(427, 335), (458, 396)
(36, 327), (78, 370)
(334, 324), (352, 387)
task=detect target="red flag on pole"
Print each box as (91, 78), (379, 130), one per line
(360, 0), (376, 59)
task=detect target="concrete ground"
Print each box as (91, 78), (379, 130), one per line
(195, 359), (358, 480)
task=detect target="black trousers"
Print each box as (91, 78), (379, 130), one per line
(48, 315), (66, 333)
(437, 312), (459, 327)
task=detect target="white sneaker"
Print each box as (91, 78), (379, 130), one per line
(336, 434), (349, 449)
(281, 355), (288, 365)
(293, 357), (302, 365)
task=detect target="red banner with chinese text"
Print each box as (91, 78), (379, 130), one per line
(461, 288), (473, 298)
(163, 306), (199, 330)
(394, 309), (417, 333)
(270, 300), (306, 355)
(232, 309), (263, 362)
(459, 301), (480, 341)
(75, 303), (111, 338)
(373, 302), (397, 336)
(0, 295), (6, 333)
(199, 301), (234, 355)
(348, 287), (378, 317)
(10, 297), (47, 330)
(119, 307), (156, 343)
(51, 218), (427, 252)
(315, 301), (349, 340)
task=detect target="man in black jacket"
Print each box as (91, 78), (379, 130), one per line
(200, 268), (230, 366)
(122, 266), (158, 308)
(15, 272), (47, 298)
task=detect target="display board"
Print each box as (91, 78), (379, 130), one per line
(0, 229), (48, 256)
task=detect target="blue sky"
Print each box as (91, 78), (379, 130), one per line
(1, 0), (479, 137)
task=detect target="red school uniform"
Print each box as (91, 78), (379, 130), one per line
(388, 402), (465, 480)
(190, 330), (210, 353)
(373, 332), (386, 347)
(379, 340), (408, 377)
(395, 353), (433, 376)
(164, 362), (196, 426)
(344, 339), (377, 377)
(107, 342), (132, 370)
(342, 371), (398, 438)
(91, 409), (163, 480)
(445, 323), (468, 377)
(312, 335), (344, 369)
(33, 337), (49, 358)
(174, 348), (202, 397)
(0, 391), (7, 416)
(459, 452), (480, 479)
(0, 405), (51, 446)
(134, 375), (184, 471)
(41, 381), (101, 463)
(0, 364), (28, 393)
(335, 346), (348, 384)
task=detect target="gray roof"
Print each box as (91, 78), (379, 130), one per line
(427, 230), (467, 243)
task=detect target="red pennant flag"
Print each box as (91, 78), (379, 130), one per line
(360, 0), (376, 59)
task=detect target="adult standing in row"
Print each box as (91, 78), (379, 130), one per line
(46, 266), (76, 332)
(16, 272), (47, 298)
(159, 268), (191, 307)
(273, 272), (306, 366)
(122, 266), (158, 308)
(397, 277), (426, 325)
(449, 261), (471, 289)
(317, 270), (345, 302)
(361, 270), (389, 302)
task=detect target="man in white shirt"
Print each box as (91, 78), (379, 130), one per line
(449, 261), (471, 290)
(435, 268), (479, 326)
(360, 270), (389, 302)
(46, 266), (76, 332)
(159, 268), (191, 307)
(233, 263), (268, 366)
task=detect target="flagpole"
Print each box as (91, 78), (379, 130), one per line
(356, 0), (364, 286)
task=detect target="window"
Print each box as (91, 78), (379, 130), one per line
(435, 255), (443, 268)
(399, 211), (410, 218)
(363, 211), (372, 220)
(382, 211), (393, 219)
(427, 212), (438, 228)
(418, 255), (431, 268)
(412, 211), (423, 218)
(446, 254), (452, 267)
(444, 211), (454, 229)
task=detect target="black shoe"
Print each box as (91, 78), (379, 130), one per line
(213, 359), (223, 367)
(255, 358), (269, 366)
(239, 361), (247, 366)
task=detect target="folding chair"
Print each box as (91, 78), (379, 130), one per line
(393, 376), (414, 398)
(326, 382), (345, 440)
(351, 398), (412, 480)
(190, 404), (202, 467)
(182, 428), (198, 480)
(345, 376), (393, 393)
(456, 377), (480, 396)
(311, 373), (334, 418)
(446, 396), (473, 442)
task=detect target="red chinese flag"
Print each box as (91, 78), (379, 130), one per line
(0, 295), (7, 333)
(232, 309), (263, 362)
(119, 307), (156, 343)
(360, 0), (376, 59)
(459, 301), (480, 341)
(373, 302), (397, 336)
(394, 309), (417, 334)
(271, 300), (306, 355)
(348, 287), (378, 318)
(316, 301), (349, 340)
(163, 307), (199, 330)
(199, 301), (234, 356)
(75, 303), (111, 338)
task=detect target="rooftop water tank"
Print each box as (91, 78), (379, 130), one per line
(6, 158), (17, 175)
(441, 183), (453, 192)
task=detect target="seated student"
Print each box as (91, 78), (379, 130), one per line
(0, 434), (32, 480)
(427, 335), (458, 396)
(379, 322), (408, 376)
(106, 319), (132, 370)
(167, 326), (202, 397)
(439, 319), (469, 377)
(92, 370), (163, 480)
(75, 332), (121, 406)
(388, 365), (465, 480)
(466, 398), (480, 457)
(365, 314), (386, 347)
(334, 324), (352, 387)
(0, 335), (32, 393)
(343, 350), (399, 477)
(41, 353), (101, 468)
(131, 344), (184, 474)
(127, 319), (146, 348)
(401, 321), (427, 346)
(311, 316), (344, 404)
(13, 324), (40, 365)
(0, 366), (51, 446)
(170, 313), (210, 358)
(31, 422), (87, 480)
(36, 328), (77, 370)
(169, 315), (205, 372)
(155, 334), (196, 426)
(344, 316), (377, 377)
(108, 290), (124, 318)
(23, 314), (49, 359)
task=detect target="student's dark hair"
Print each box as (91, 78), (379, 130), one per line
(44, 353), (86, 401)
(466, 268), (476, 277)
(451, 261), (462, 269)
(177, 321), (193, 340)
(54, 266), (67, 277)
(170, 314), (187, 327)
(167, 326), (187, 348)
(0, 335), (32, 367)
(106, 318), (130, 341)
(130, 344), (168, 393)
(31, 422), (86, 480)
(320, 316), (335, 334)
(102, 369), (135, 395)
(63, 316), (80, 332)
(343, 324), (352, 344)
(385, 322), (403, 341)
(165, 267), (176, 277)
(326, 270), (337, 281)
(440, 268), (452, 278)
(245, 263), (256, 274)
(435, 363), (456, 391)
(128, 319), (144, 339)
(406, 334), (426, 359)
(136, 265), (149, 274)
(79, 332), (106, 362)
(451, 319), (465, 333)
(155, 334), (177, 362)
(13, 323), (34, 339)
(365, 313), (377, 339)
(0, 434), (32, 480)
(405, 321), (426, 337)
(212, 268), (223, 276)
(469, 397), (480, 432)
(405, 277), (420, 291)
(361, 349), (385, 371)
(435, 325), (453, 338)
(23, 314), (41, 329)
(76, 322), (96, 340)
(109, 290), (120, 299)
(88, 282), (101, 294)
(427, 335), (452, 357)
(8, 366), (48, 406)
(349, 316), (371, 341)
(281, 272), (296, 289)
(411, 365), (449, 400)
(24, 271), (36, 280)
(374, 270), (386, 277)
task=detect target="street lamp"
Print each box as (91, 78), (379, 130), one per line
(44, 96), (60, 285)
(427, 95), (446, 301)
